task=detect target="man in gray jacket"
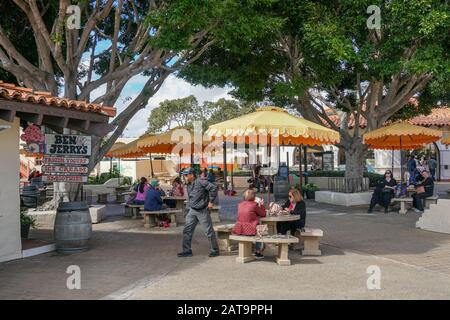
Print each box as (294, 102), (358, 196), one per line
(178, 167), (220, 257)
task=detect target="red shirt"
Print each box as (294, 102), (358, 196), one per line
(233, 200), (266, 236)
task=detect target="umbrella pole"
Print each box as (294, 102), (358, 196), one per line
(118, 157), (121, 185)
(223, 141), (228, 191)
(299, 145), (303, 191)
(400, 137), (403, 183)
(392, 148), (394, 176)
(149, 153), (154, 178)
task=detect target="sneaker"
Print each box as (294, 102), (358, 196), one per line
(177, 251), (193, 257)
(208, 251), (220, 258)
(412, 208), (421, 213)
(254, 252), (264, 259)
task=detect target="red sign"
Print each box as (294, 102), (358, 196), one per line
(42, 175), (88, 183)
(43, 156), (89, 165)
(42, 165), (88, 174)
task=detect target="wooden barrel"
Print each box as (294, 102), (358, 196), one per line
(54, 201), (92, 253)
(21, 185), (39, 208)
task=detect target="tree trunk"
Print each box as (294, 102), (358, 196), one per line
(342, 137), (368, 193)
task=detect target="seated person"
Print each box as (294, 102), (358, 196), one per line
(412, 170), (434, 213)
(165, 177), (185, 208)
(368, 170), (397, 214)
(171, 177), (185, 196)
(144, 179), (166, 211)
(277, 189), (306, 236)
(131, 177), (149, 205)
(232, 189), (266, 259)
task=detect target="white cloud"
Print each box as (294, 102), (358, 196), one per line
(120, 74), (233, 138)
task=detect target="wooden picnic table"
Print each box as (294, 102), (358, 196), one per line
(260, 214), (300, 235)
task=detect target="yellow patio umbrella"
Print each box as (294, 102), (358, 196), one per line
(363, 122), (442, 148)
(108, 138), (147, 158)
(363, 122), (442, 181)
(206, 106), (340, 191)
(137, 127), (195, 155)
(105, 142), (126, 158)
(206, 106), (340, 146)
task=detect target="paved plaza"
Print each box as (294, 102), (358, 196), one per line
(2, 188), (450, 300)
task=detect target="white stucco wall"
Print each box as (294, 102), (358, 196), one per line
(0, 118), (22, 263)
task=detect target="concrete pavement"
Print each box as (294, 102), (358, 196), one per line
(1, 198), (450, 299)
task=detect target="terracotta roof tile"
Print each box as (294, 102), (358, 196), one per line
(0, 81), (116, 117)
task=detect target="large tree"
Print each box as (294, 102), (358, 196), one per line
(0, 0), (279, 202)
(181, 0), (450, 181)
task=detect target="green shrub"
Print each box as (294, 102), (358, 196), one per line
(20, 210), (36, 228)
(304, 183), (319, 191)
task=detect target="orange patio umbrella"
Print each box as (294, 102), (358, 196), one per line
(363, 122), (442, 181)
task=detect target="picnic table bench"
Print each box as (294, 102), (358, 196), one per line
(141, 209), (182, 228)
(123, 204), (144, 219)
(392, 198), (413, 214)
(295, 227), (323, 256)
(229, 234), (299, 266)
(213, 224), (235, 254)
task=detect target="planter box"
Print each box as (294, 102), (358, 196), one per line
(315, 191), (372, 207)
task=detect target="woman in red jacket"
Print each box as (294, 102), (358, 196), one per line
(233, 189), (266, 259)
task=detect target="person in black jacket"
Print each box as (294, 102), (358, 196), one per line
(368, 170), (397, 214)
(412, 170), (434, 213)
(277, 189), (306, 236)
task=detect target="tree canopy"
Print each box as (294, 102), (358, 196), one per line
(180, 0), (450, 179)
(146, 96), (256, 133)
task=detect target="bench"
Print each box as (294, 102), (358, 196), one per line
(97, 193), (109, 204)
(141, 209), (182, 228)
(424, 196), (438, 210)
(229, 234), (299, 266)
(392, 198), (413, 214)
(295, 227), (323, 256)
(125, 204), (144, 219)
(213, 224), (235, 254)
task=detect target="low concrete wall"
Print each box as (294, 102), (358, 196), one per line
(29, 205), (106, 228)
(315, 191), (372, 207)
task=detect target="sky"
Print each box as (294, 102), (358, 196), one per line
(85, 41), (234, 138)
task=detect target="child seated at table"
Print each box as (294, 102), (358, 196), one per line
(232, 189), (266, 259)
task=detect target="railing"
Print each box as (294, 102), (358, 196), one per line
(328, 177), (370, 193)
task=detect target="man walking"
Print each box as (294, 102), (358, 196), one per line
(178, 167), (220, 258)
(407, 155), (417, 184)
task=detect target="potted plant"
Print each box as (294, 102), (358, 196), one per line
(20, 210), (36, 239)
(304, 183), (319, 200)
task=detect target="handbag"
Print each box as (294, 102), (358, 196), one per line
(416, 186), (425, 194)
